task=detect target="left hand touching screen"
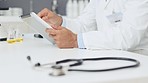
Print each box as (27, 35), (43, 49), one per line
(38, 8), (62, 27)
(38, 8), (78, 48)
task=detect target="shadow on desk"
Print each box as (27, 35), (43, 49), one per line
(132, 49), (148, 56)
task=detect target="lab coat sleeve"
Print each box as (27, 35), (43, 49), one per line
(83, 0), (148, 50)
(77, 33), (86, 48)
(63, 0), (97, 34)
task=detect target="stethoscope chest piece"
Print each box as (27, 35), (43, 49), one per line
(49, 65), (66, 76)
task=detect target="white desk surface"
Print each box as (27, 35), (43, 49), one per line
(0, 34), (148, 83)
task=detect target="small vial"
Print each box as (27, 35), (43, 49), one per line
(7, 37), (16, 44)
(15, 28), (23, 42)
(7, 28), (16, 44)
(15, 35), (23, 42)
(16, 37), (23, 42)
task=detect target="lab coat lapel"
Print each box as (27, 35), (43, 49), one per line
(104, 0), (112, 9)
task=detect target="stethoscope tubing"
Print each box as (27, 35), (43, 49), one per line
(55, 57), (140, 72)
(28, 56), (140, 72)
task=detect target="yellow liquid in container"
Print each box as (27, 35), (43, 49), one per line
(7, 39), (16, 44)
(15, 38), (23, 42)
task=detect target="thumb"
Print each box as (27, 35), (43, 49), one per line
(51, 24), (58, 29)
(51, 25), (62, 30)
(56, 26), (63, 30)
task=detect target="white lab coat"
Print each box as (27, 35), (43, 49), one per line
(63, 0), (148, 51)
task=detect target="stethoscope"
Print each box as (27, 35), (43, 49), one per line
(27, 56), (140, 76)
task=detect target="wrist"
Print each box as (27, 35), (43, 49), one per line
(58, 15), (63, 26)
(73, 34), (78, 48)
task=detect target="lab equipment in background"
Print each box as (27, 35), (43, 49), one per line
(84, 0), (89, 7)
(66, 0), (73, 18)
(78, 0), (85, 15)
(73, 0), (79, 17)
(7, 28), (17, 43)
(0, 8), (9, 16)
(6, 24), (23, 43)
(10, 7), (23, 16)
(66, 0), (90, 18)
(0, 16), (27, 42)
(0, 1), (7, 42)
(0, 0), (6, 1)
(0, 24), (7, 41)
(15, 27), (23, 42)
(51, 0), (58, 14)
(29, 0), (33, 12)
(0, 7), (23, 16)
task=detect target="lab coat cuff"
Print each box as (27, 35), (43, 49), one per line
(61, 16), (66, 27)
(77, 33), (86, 49)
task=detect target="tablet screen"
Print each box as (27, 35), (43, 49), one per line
(21, 12), (55, 44)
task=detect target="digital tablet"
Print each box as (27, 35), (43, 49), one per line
(21, 12), (55, 44)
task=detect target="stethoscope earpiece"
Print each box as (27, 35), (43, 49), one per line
(35, 63), (41, 67)
(27, 56), (42, 67)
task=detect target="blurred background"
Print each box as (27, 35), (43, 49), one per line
(0, 0), (67, 15)
(0, 0), (90, 18)
(0, 0), (90, 38)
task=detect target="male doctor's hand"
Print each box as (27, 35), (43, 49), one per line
(46, 25), (78, 48)
(38, 8), (63, 27)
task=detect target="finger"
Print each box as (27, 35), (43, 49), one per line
(46, 29), (57, 36)
(51, 24), (58, 29)
(42, 16), (49, 22)
(45, 28), (52, 32)
(51, 35), (57, 40)
(52, 25), (62, 30)
(37, 8), (49, 17)
(46, 28), (53, 33)
(56, 26), (63, 30)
